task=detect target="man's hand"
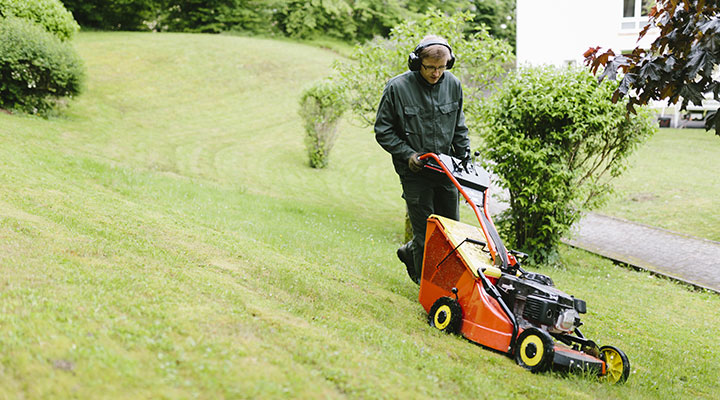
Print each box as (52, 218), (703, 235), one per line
(459, 148), (471, 171)
(460, 155), (470, 170)
(408, 153), (424, 173)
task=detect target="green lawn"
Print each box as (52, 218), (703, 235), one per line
(1, 32), (719, 399)
(601, 127), (720, 241)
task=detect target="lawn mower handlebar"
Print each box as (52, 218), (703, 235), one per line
(417, 152), (511, 271)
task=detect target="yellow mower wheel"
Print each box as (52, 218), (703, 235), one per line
(515, 328), (554, 373)
(428, 297), (462, 334)
(600, 346), (630, 384)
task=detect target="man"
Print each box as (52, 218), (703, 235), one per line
(374, 35), (471, 284)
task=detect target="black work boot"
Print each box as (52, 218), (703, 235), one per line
(397, 242), (419, 284)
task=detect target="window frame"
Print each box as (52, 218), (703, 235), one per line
(621, 0), (652, 31)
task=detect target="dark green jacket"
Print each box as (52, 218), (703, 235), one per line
(374, 70), (470, 176)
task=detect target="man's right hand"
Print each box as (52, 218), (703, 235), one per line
(408, 153), (424, 173)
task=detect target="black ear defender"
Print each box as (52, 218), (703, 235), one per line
(408, 41), (455, 71)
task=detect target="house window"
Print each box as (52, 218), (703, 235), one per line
(622, 0), (653, 30)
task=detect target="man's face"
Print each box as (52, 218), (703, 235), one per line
(419, 56), (449, 85)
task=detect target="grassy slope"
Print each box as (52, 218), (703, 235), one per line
(600, 128), (720, 241)
(0, 32), (718, 399)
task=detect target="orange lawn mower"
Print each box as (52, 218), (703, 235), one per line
(415, 153), (630, 383)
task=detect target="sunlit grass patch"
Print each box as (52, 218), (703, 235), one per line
(601, 128), (720, 241)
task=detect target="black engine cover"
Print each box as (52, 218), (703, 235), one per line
(497, 273), (577, 328)
(523, 295), (561, 326)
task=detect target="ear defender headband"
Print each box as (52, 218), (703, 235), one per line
(408, 41), (455, 71)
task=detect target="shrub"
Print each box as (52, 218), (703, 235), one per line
(277, 0), (356, 40)
(58, 0), (156, 31)
(156, 0), (285, 33)
(60, 0), (285, 34)
(0, 17), (84, 114)
(298, 79), (347, 169)
(275, 0), (414, 41)
(481, 66), (657, 266)
(0, 0), (79, 41)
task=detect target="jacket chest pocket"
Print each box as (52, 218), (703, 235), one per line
(437, 102), (459, 134)
(403, 105), (423, 149)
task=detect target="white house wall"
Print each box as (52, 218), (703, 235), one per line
(514, 0), (710, 127)
(517, 0), (658, 67)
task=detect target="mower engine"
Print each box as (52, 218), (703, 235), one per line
(497, 272), (587, 334)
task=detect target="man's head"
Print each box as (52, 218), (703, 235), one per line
(408, 35), (454, 85)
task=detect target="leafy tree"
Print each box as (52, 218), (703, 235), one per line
(585, 0), (720, 136)
(466, 0), (516, 51)
(212, 0), (283, 34)
(275, 0), (491, 42)
(59, 0), (158, 30)
(275, 0), (430, 41)
(59, 0), (518, 44)
(61, 0), (283, 33)
(276, 0), (356, 40)
(481, 66), (656, 266)
(157, 0), (284, 33)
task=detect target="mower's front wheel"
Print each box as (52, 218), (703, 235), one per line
(515, 328), (555, 373)
(600, 346), (630, 384)
(428, 297), (462, 334)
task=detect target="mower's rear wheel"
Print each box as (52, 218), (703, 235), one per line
(428, 297), (462, 334)
(515, 328), (554, 373)
(600, 346), (630, 384)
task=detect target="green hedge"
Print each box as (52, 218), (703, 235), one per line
(0, 0), (79, 40)
(482, 66), (656, 266)
(0, 17), (84, 114)
(57, 0), (489, 42)
(158, 0), (285, 33)
(59, 0), (284, 33)
(59, 0), (158, 31)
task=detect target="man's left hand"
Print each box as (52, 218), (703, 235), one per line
(460, 148), (471, 170)
(408, 153), (424, 173)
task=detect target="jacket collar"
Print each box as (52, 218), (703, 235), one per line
(413, 70), (445, 88)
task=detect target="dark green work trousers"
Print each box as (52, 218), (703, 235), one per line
(401, 171), (459, 280)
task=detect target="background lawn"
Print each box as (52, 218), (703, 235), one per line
(1, 32), (719, 399)
(599, 127), (720, 242)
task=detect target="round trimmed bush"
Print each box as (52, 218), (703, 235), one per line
(0, 17), (84, 114)
(482, 66), (656, 266)
(0, 0), (79, 41)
